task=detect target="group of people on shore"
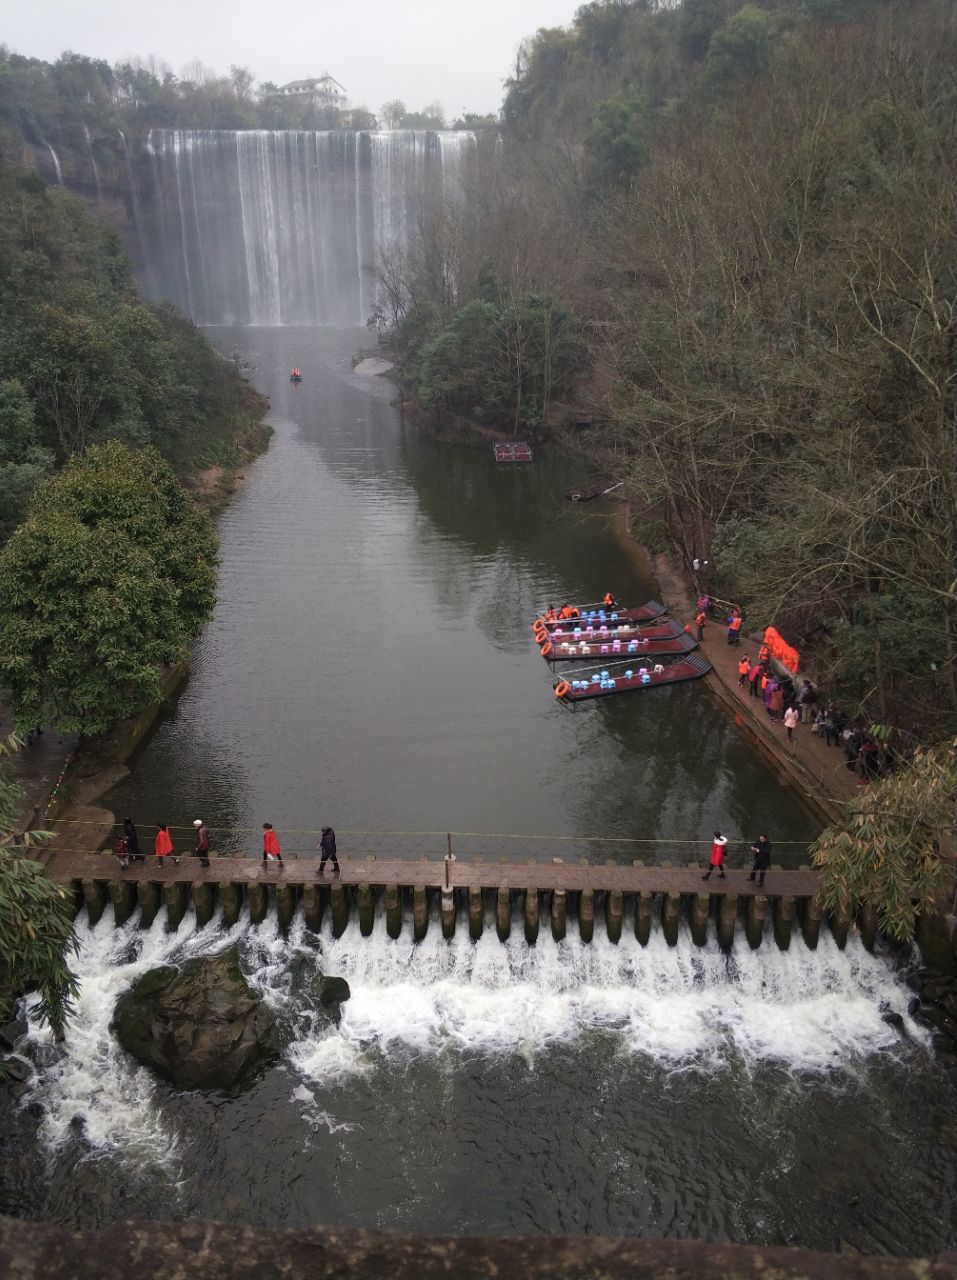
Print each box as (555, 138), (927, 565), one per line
(114, 820), (341, 876)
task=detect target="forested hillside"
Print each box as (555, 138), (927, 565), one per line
(385, 0), (957, 742)
(0, 136), (267, 538)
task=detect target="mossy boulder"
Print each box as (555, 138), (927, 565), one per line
(111, 946), (278, 1091)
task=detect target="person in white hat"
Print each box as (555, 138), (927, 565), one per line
(193, 819), (211, 867)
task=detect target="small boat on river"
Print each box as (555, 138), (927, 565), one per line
(553, 653), (712, 702)
(540, 618), (684, 647)
(565, 476), (624, 502)
(540, 630), (697, 662)
(494, 442), (533, 463)
(290, 368), (303, 383)
(535, 600), (667, 631)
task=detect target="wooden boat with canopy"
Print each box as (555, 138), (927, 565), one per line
(552, 653), (712, 702)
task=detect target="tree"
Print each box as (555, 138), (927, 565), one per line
(0, 379), (53, 541)
(811, 739), (957, 940)
(0, 442), (218, 734)
(0, 734), (79, 1040)
(380, 99), (407, 129)
(705, 6), (773, 94)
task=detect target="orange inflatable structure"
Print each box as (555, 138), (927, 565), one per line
(763, 626), (800, 674)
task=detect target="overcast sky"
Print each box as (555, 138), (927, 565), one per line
(4, 0), (581, 118)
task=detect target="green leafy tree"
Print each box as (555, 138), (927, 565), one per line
(812, 739), (957, 940)
(0, 379), (53, 541)
(0, 735), (79, 1039)
(0, 442), (217, 734)
(705, 6), (773, 94)
(588, 91), (650, 182)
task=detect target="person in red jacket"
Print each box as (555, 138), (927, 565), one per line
(262, 823), (283, 866)
(154, 823), (178, 866)
(702, 830), (728, 881)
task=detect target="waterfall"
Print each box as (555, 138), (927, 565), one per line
(44, 141), (64, 186)
(83, 125), (102, 199)
(17, 906), (923, 1164)
(137, 129), (475, 326)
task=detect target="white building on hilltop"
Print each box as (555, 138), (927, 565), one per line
(272, 75), (347, 108)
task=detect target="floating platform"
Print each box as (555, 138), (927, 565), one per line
(554, 653), (712, 702)
(536, 600), (667, 630)
(542, 631), (697, 662)
(493, 442), (533, 463)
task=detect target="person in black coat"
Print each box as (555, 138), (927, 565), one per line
(748, 834), (772, 887)
(317, 826), (340, 876)
(123, 817), (145, 862)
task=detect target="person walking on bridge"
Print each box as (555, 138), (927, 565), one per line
(193, 819), (211, 868)
(702, 831), (728, 880)
(317, 826), (340, 877)
(123, 817), (145, 863)
(262, 823), (283, 867)
(154, 823), (178, 866)
(748, 834), (772, 887)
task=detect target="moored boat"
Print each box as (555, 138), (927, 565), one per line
(540, 630), (697, 662)
(553, 653), (712, 702)
(534, 600), (667, 631)
(538, 618), (684, 647)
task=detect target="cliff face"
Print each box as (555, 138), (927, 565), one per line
(2, 1217), (955, 1279)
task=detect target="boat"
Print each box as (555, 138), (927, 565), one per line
(290, 368), (303, 383)
(553, 653), (712, 702)
(565, 476), (623, 502)
(540, 631), (697, 662)
(534, 600), (668, 630)
(493, 442), (533, 463)
(539, 619), (684, 647)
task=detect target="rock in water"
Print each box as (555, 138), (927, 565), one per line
(318, 975), (351, 1006)
(111, 947), (278, 1091)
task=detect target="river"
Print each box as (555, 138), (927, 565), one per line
(3, 327), (956, 1253)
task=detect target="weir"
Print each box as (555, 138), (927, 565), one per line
(46, 851), (876, 950)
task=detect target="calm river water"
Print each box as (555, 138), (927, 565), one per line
(3, 328), (955, 1254)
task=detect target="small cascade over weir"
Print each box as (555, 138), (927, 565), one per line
(137, 128), (475, 326)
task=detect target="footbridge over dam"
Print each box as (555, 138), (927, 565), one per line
(39, 850), (874, 953)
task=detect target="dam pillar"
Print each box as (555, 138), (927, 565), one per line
(109, 880), (137, 927)
(162, 882), (187, 932)
(859, 903), (878, 953)
(717, 894), (738, 951)
(137, 881), (160, 929)
(635, 892), (653, 946)
(690, 893), (710, 947)
(302, 883), (322, 932)
(413, 886), (429, 942)
(551, 888), (567, 942)
(469, 886), (484, 941)
(246, 882), (267, 926)
(81, 879), (106, 927)
(220, 882), (243, 928)
(524, 888), (540, 945)
(496, 888), (511, 942)
(579, 889), (595, 943)
(191, 882), (215, 929)
(661, 893), (681, 947)
(829, 908), (851, 950)
(745, 895), (767, 949)
(330, 883), (349, 938)
(773, 896), (795, 951)
(386, 886), (402, 940)
(441, 890), (456, 939)
(605, 890), (623, 944)
(801, 895), (822, 949)
(357, 884), (374, 937)
(276, 883), (296, 931)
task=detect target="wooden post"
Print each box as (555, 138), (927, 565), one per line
(109, 880), (137, 927)
(802, 895), (822, 949)
(661, 893), (680, 947)
(191, 882), (215, 929)
(386, 885), (402, 940)
(605, 889), (623, 944)
(302, 883), (322, 932)
(496, 888), (511, 941)
(413, 885), (429, 942)
(163, 881), (187, 932)
(276, 882), (296, 931)
(829, 907), (850, 950)
(524, 887), (540, 944)
(551, 888), (567, 942)
(468, 886), (483, 941)
(579, 889), (595, 943)
(247, 882), (267, 926)
(690, 892), (710, 947)
(220, 882), (243, 928)
(331, 883), (349, 938)
(137, 881), (160, 929)
(81, 879), (106, 927)
(635, 891), (653, 946)
(773, 896), (795, 950)
(357, 884), (374, 937)
(717, 894), (738, 952)
(859, 903), (878, 953)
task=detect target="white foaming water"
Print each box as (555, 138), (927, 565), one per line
(18, 907), (924, 1167)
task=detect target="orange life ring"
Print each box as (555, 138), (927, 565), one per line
(535, 630), (548, 646)
(541, 642), (553, 657)
(533, 618), (546, 631)
(554, 681), (571, 698)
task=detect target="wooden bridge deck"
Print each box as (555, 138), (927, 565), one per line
(40, 851), (822, 899)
